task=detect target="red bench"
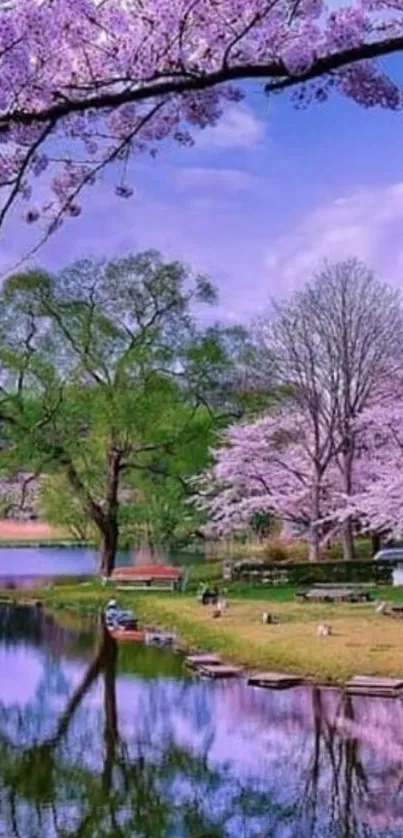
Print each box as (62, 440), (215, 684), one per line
(105, 565), (184, 591)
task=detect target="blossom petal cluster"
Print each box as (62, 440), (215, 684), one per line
(201, 393), (403, 542)
(198, 407), (343, 538)
(0, 0), (402, 235)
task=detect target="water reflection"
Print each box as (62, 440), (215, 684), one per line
(0, 604), (402, 837)
(0, 545), (204, 582)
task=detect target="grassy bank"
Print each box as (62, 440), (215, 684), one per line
(135, 595), (403, 682)
(0, 539), (91, 548)
(3, 581), (403, 683)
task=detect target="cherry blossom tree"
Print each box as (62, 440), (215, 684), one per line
(202, 390), (403, 559)
(198, 404), (343, 561)
(1, 0), (403, 245)
(259, 260), (403, 559)
(345, 396), (403, 540)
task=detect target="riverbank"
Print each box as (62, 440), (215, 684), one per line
(2, 581), (403, 683)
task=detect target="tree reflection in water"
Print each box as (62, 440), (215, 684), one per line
(0, 606), (402, 837)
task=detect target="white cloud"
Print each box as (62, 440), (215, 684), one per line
(195, 104), (265, 149)
(175, 166), (255, 191)
(265, 182), (403, 297)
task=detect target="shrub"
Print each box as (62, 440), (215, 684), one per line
(287, 561), (392, 586)
(285, 541), (309, 562)
(263, 538), (308, 563)
(325, 539), (373, 562)
(231, 559), (393, 586)
(263, 539), (289, 563)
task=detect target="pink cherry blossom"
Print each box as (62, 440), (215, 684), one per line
(344, 396), (403, 538)
(0, 0), (402, 241)
(197, 405), (346, 559)
(200, 376), (403, 553)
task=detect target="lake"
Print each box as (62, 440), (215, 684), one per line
(0, 544), (201, 585)
(0, 602), (402, 837)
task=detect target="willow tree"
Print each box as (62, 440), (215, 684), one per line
(0, 251), (235, 575)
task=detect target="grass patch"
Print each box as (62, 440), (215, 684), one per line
(3, 580), (403, 683)
(132, 596), (403, 682)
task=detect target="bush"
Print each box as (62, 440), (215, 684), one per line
(287, 560), (392, 586)
(263, 538), (309, 563)
(263, 539), (289, 563)
(325, 538), (373, 561)
(231, 559), (393, 586)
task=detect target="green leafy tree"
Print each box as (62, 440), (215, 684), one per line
(0, 251), (236, 575)
(39, 474), (97, 541)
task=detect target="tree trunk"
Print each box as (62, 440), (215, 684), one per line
(308, 528), (320, 562)
(65, 451), (121, 577)
(371, 533), (381, 556)
(341, 445), (355, 561)
(100, 448), (121, 577)
(100, 516), (119, 577)
(308, 482), (321, 562)
(342, 520), (355, 562)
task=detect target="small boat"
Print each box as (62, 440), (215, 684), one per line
(103, 601), (176, 646)
(108, 627), (146, 642)
(104, 600), (141, 638)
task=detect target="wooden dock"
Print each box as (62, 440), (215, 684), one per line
(198, 663), (242, 679)
(345, 675), (403, 698)
(247, 672), (303, 690)
(186, 653), (222, 668)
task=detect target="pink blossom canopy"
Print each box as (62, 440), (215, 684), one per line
(0, 0), (403, 239)
(198, 408), (343, 538)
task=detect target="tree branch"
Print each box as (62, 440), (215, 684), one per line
(64, 459), (107, 532)
(1, 35), (403, 130)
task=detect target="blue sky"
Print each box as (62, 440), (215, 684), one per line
(3, 68), (403, 323)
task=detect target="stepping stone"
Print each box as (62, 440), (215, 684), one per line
(345, 675), (403, 697)
(247, 672), (303, 690)
(186, 653), (222, 668)
(198, 663), (242, 679)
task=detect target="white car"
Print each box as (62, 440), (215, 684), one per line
(373, 548), (403, 563)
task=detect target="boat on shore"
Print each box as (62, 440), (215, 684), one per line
(107, 627), (146, 642)
(104, 600), (175, 646)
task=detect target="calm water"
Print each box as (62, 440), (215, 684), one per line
(0, 545), (201, 585)
(0, 545), (100, 579)
(0, 604), (402, 837)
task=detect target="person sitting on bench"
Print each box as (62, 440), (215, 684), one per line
(198, 584), (219, 605)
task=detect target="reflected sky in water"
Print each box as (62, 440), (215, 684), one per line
(0, 602), (402, 838)
(0, 545), (201, 580)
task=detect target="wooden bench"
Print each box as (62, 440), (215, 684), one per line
(103, 565), (185, 591)
(296, 587), (373, 604)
